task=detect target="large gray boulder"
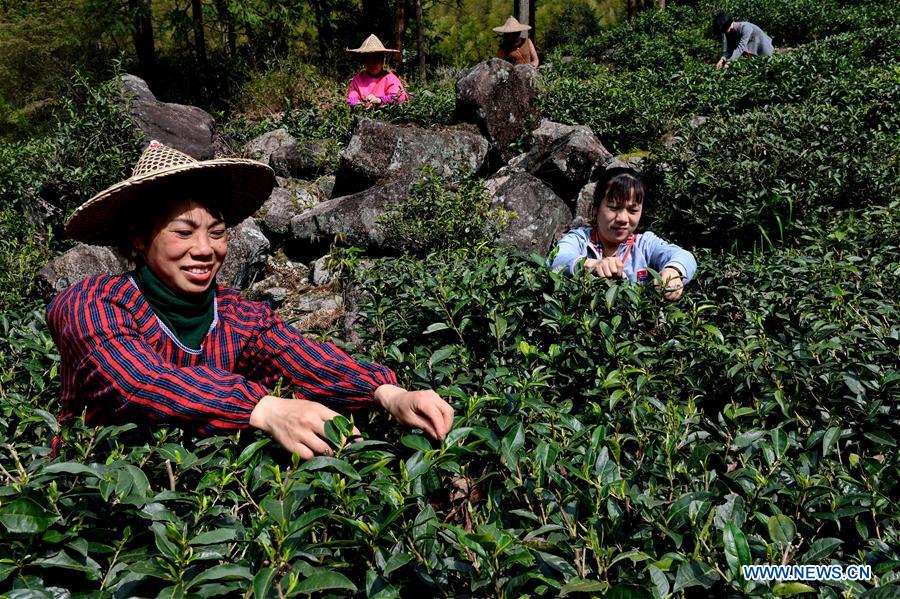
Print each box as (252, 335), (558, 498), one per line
(311, 255), (336, 286)
(484, 171), (571, 254)
(271, 139), (331, 179)
(35, 244), (133, 301)
(605, 155), (646, 173)
(455, 59), (540, 162)
(291, 175), (417, 250)
(334, 118), (489, 196)
(518, 120), (612, 201)
(119, 74), (215, 159)
(255, 185), (321, 241)
(219, 218), (270, 289)
(243, 128), (296, 164)
(574, 181), (596, 226)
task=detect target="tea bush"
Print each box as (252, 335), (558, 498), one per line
(0, 205), (897, 596)
(557, 0), (898, 72)
(45, 73), (144, 219)
(0, 70), (141, 304)
(644, 92), (900, 249)
(715, 0), (898, 46)
(0, 211), (52, 307)
(0, 70), (141, 225)
(558, 4), (712, 72)
(541, 25), (900, 153)
(378, 168), (512, 254)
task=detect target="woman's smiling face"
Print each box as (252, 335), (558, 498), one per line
(133, 200), (227, 296)
(595, 190), (642, 250)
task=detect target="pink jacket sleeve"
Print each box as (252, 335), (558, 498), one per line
(347, 74), (362, 106)
(380, 73), (409, 105)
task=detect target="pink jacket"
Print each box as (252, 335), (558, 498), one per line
(346, 71), (409, 106)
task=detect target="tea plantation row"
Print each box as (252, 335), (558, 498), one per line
(1, 201), (897, 597)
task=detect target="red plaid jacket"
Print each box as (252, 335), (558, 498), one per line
(47, 275), (397, 436)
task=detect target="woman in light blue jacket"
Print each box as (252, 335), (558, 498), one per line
(550, 167), (696, 301)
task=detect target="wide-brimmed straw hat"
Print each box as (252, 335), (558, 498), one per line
(65, 140), (275, 246)
(347, 34), (400, 54)
(493, 16), (531, 33)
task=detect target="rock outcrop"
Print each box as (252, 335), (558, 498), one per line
(256, 185), (321, 241)
(271, 139), (330, 179)
(243, 128), (296, 164)
(334, 118), (489, 196)
(291, 175), (417, 250)
(484, 171), (571, 254)
(218, 218), (270, 289)
(455, 59), (540, 162)
(574, 181), (597, 225)
(35, 244), (133, 300)
(516, 120), (612, 201)
(119, 74), (215, 159)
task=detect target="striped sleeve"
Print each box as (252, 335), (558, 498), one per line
(238, 301), (398, 408)
(52, 279), (266, 432)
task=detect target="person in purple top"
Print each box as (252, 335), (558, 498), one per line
(550, 167), (697, 301)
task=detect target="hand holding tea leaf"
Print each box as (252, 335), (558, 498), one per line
(249, 396), (360, 460)
(658, 266), (685, 301)
(375, 384), (455, 440)
(584, 256), (625, 279)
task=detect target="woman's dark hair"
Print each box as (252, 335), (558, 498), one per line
(591, 167), (645, 212)
(713, 11), (733, 36)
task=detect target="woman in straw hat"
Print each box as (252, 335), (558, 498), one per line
(494, 16), (539, 67)
(47, 140), (453, 458)
(346, 34), (409, 108)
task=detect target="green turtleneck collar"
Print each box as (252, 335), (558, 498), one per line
(132, 263), (215, 350)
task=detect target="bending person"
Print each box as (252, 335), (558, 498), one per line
(48, 140), (451, 458)
(550, 167), (696, 301)
(714, 11), (774, 68)
(346, 34), (409, 108)
(494, 16), (539, 67)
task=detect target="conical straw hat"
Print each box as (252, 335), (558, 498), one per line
(347, 34), (400, 54)
(65, 140), (276, 246)
(493, 16), (531, 33)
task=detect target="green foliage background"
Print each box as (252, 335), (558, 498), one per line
(0, 0), (898, 597)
